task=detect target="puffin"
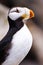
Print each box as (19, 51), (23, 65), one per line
(0, 7), (34, 65)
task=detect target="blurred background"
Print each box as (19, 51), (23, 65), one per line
(0, 0), (43, 65)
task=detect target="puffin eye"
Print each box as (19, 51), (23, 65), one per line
(16, 9), (19, 13)
(11, 9), (19, 13)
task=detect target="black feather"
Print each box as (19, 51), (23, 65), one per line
(0, 17), (24, 65)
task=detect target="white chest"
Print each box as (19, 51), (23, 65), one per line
(2, 24), (32, 65)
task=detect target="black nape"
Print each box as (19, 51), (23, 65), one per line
(8, 16), (24, 30)
(0, 16), (24, 65)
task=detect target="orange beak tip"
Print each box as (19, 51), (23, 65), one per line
(30, 10), (35, 18)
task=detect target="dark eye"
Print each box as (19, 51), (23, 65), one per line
(10, 9), (19, 13)
(16, 9), (19, 13)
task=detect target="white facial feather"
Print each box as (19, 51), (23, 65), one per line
(8, 7), (30, 21)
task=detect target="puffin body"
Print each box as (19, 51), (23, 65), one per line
(0, 7), (34, 65)
(2, 24), (32, 65)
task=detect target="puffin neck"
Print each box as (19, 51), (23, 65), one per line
(8, 16), (24, 30)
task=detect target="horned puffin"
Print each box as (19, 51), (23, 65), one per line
(0, 7), (34, 65)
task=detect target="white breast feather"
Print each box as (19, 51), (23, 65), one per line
(2, 24), (32, 65)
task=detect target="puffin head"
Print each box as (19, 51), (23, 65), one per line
(8, 7), (34, 22)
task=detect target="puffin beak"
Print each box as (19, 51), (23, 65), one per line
(30, 10), (34, 18)
(21, 9), (34, 20)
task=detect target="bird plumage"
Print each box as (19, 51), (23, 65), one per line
(0, 7), (34, 65)
(0, 17), (24, 65)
